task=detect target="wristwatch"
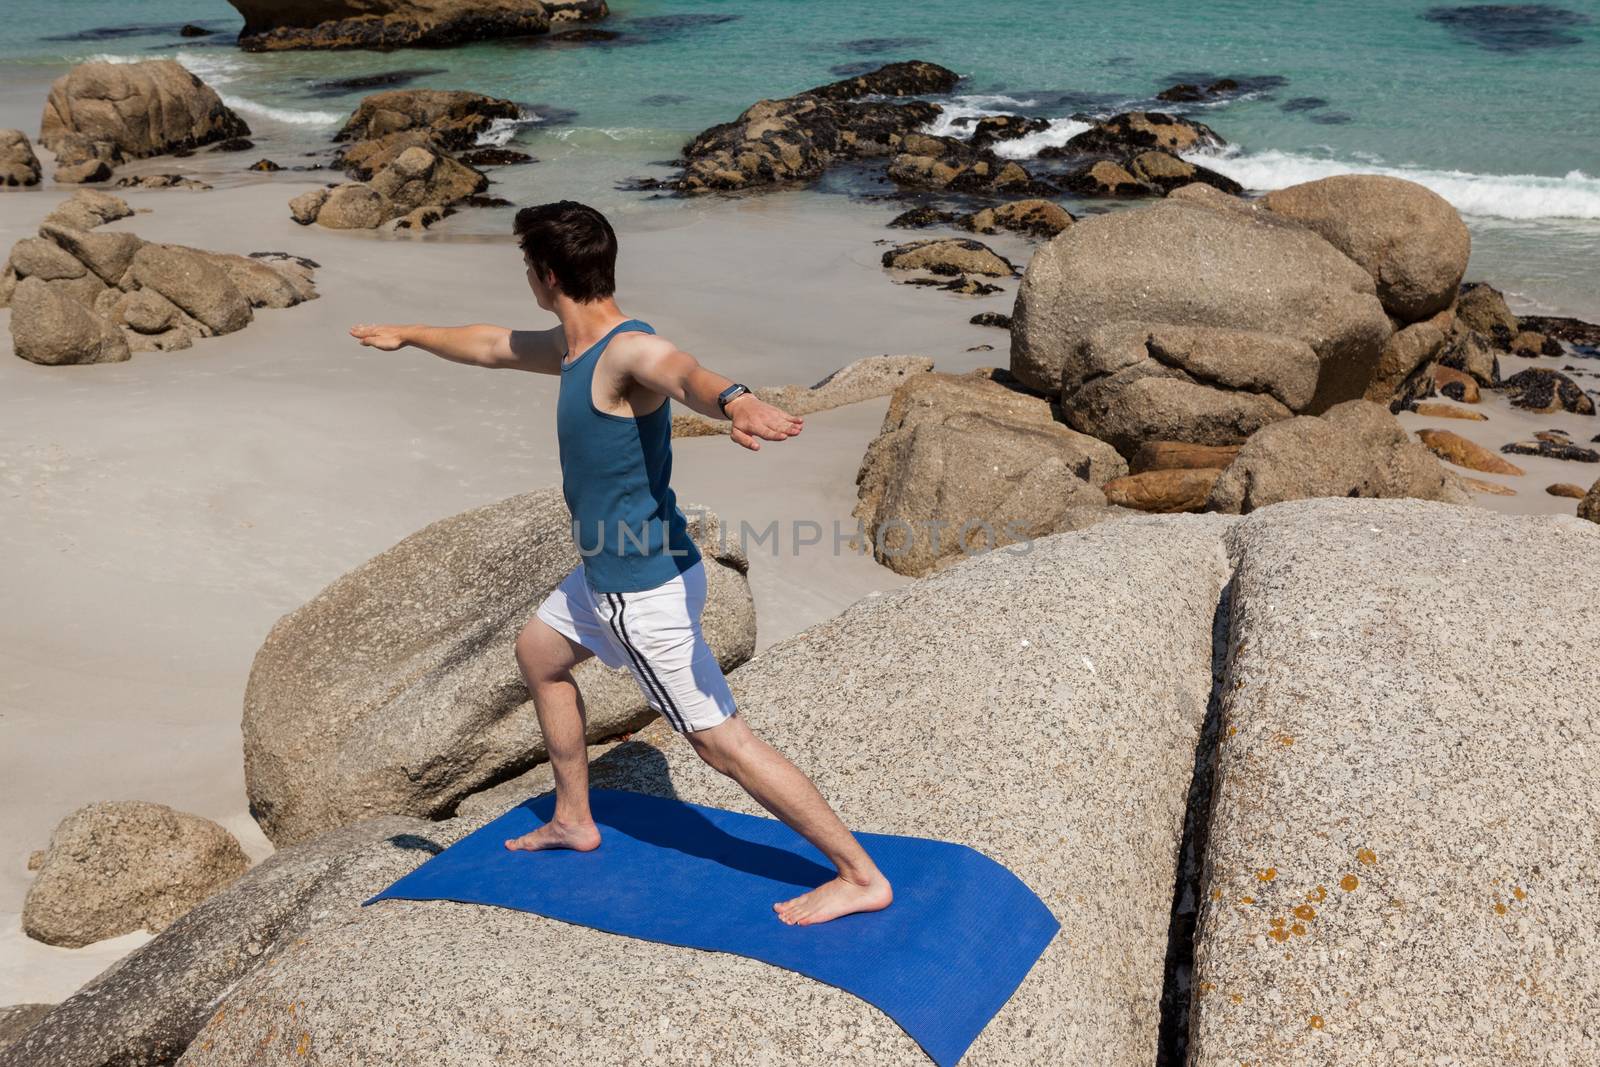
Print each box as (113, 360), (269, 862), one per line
(717, 382), (751, 416)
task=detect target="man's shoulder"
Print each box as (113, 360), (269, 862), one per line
(608, 328), (676, 369)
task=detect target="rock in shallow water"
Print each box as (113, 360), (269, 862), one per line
(224, 0), (576, 51)
(39, 59), (248, 165)
(674, 61), (957, 192)
(879, 237), (1012, 277)
(1500, 367), (1595, 415)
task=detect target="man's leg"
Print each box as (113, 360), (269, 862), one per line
(503, 615), (602, 852)
(686, 714), (893, 926)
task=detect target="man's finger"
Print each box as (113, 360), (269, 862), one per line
(730, 426), (760, 451)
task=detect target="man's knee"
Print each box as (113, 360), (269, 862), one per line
(687, 716), (754, 775)
(515, 618), (574, 687)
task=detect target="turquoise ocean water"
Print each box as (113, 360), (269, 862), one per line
(4, 0), (1598, 313)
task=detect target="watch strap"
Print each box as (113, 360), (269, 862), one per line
(717, 383), (751, 416)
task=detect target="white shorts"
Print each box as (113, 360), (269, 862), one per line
(533, 559), (738, 734)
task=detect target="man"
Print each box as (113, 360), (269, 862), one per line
(348, 200), (892, 927)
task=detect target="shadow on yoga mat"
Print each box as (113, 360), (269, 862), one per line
(363, 788), (1059, 1066)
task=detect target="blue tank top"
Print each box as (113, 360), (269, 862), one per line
(556, 317), (701, 592)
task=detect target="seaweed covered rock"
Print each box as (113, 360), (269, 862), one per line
(675, 61), (958, 192)
(1053, 110), (1226, 156)
(223, 0), (607, 51)
(1500, 367), (1595, 415)
(961, 198), (1073, 238)
(881, 238), (1013, 277)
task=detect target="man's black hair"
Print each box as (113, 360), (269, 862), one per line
(512, 200), (618, 302)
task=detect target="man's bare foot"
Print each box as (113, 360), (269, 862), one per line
(773, 872), (892, 926)
(503, 818), (601, 853)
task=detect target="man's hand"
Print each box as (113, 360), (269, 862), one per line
(725, 394), (803, 452)
(348, 323), (410, 351)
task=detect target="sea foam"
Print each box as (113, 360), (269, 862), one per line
(1187, 147), (1600, 222)
(922, 95), (1093, 160)
(219, 95), (344, 127)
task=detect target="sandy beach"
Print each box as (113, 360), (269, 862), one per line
(0, 166), (1028, 1002)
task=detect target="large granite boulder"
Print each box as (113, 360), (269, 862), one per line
(853, 370), (1126, 575)
(675, 61), (957, 192)
(6, 216), (318, 359)
(180, 515), (1235, 1066)
(0, 129), (42, 188)
(0, 1006), (53, 1050)
(223, 0), (605, 50)
(9, 276), (129, 365)
(128, 243), (254, 334)
(1190, 500), (1600, 1065)
(0, 815), (433, 1067)
(243, 489), (755, 847)
(1262, 175), (1470, 322)
(22, 801), (249, 948)
(39, 60), (249, 164)
(1205, 400), (1470, 514)
(1010, 198), (1392, 453)
(293, 146), (486, 227)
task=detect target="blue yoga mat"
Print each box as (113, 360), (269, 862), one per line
(363, 788), (1058, 1065)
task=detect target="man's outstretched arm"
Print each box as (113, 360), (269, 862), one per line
(620, 335), (802, 451)
(348, 322), (564, 373)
